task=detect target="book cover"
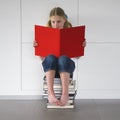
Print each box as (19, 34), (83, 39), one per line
(35, 25), (85, 58)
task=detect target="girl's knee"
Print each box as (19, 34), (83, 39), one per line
(45, 54), (58, 62)
(58, 55), (69, 64)
(42, 55), (58, 72)
(58, 55), (75, 73)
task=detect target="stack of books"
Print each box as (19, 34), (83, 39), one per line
(43, 77), (77, 108)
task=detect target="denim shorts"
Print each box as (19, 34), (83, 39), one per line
(42, 55), (75, 78)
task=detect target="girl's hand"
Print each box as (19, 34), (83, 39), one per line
(76, 56), (80, 59)
(33, 41), (38, 47)
(33, 41), (45, 60)
(76, 40), (86, 59)
(40, 56), (45, 61)
(82, 40), (86, 47)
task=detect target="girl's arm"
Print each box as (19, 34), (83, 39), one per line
(33, 40), (38, 47)
(33, 41), (45, 61)
(76, 40), (86, 59)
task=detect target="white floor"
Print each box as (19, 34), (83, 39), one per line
(0, 99), (120, 120)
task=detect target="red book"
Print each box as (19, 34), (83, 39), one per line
(35, 25), (85, 58)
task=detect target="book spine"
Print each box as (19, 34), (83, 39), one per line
(47, 105), (74, 108)
(43, 80), (76, 89)
(43, 90), (76, 94)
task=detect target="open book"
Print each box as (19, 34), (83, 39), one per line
(35, 25), (85, 58)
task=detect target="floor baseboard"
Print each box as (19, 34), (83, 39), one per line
(0, 95), (43, 100)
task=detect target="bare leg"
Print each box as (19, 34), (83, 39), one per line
(46, 70), (60, 105)
(60, 72), (70, 106)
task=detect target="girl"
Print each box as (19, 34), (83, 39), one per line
(34, 7), (86, 106)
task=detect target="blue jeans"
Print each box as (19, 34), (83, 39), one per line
(42, 55), (75, 78)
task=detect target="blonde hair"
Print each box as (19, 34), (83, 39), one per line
(47, 7), (72, 28)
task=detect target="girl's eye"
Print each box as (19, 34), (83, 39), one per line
(52, 21), (55, 24)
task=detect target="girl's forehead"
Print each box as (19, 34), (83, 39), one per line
(50, 15), (64, 20)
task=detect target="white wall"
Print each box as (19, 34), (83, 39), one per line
(77, 0), (120, 98)
(0, 0), (21, 94)
(0, 0), (120, 99)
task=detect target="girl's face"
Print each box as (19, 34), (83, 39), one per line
(50, 15), (66, 29)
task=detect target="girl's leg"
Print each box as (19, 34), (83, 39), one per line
(42, 55), (60, 105)
(60, 72), (70, 106)
(58, 55), (75, 106)
(46, 70), (60, 105)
